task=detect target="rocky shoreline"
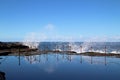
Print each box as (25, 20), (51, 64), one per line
(0, 42), (120, 58)
(0, 42), (37, 55)
(0, 42), (29, 49)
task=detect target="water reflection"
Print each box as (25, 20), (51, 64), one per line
(1, 52), (120, 80)
(23, 52), (119, 66)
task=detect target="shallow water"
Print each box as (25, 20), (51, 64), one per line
(0, 53), (120, 80)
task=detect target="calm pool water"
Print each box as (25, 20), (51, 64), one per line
(0, 53), (120, 80)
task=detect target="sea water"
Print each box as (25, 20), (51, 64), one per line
(38, 42), (120, 53)
(0, 53), (120, 80)
(0, 42), (120, 80)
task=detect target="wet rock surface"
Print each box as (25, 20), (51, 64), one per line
(0, 42), (29, 50)
(0, 42), (32, 55)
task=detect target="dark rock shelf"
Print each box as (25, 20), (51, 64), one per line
(0, 42), (29, 50)
(0, 42), (38, 55)
(80, 52), (120, 58)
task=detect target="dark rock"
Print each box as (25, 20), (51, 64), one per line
(0, 42), (29, 50)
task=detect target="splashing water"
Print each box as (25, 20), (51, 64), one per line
(68, 42), (80, 53)
(67, 42), (97, 53)
(22, 32), (47, 49)
(22, 32), (120, 54)
(66, 37), (109, 53)
(67, 42), (120, 54)
(22, 41), (39, 49)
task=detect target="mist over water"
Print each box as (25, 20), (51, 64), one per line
(22, 34), (120, 54)
(37, 42), (120, 54)
(22, 28), (120, 54)
(22, 32), (47, 49)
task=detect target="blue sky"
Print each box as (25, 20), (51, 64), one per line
(0, 0), (120, 42)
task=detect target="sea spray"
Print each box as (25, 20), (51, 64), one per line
(68, 42), (80, 53)
(22, 41), (39, 49)
(22, 24), (56, 49)
(21, 31), (120, 54)
(66, 37), (108, 53)
(80, 37), (108, 53)
(22, 32), (47, 49)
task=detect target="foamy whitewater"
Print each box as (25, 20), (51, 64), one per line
(23, 41), (120, 54)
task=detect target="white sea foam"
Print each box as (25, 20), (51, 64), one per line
(22, 32), (47, 49)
